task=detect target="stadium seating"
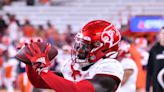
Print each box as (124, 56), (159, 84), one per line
(1, 0), (164, 32)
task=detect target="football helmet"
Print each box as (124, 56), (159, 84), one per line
(73, 20), (121, 63)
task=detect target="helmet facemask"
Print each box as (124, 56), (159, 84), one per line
(72, 33), (92, 63)
(76, 42), (90, 59)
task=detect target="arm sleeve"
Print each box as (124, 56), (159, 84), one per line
(146, 49), (154, 92)
(26, 65), (51, 89)
(40, 71), (95, 92)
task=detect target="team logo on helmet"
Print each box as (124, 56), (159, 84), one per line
(101, 24), (120, 48)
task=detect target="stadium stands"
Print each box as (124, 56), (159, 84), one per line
(1, 0), (164, 32)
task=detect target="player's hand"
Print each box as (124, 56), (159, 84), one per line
(32, 62), (49, 75)
(25, 42), (51, 65)
(25, 42), (51, 74)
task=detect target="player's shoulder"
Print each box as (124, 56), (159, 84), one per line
(90, 58), (124, 81)
(94, 58), (123, 69)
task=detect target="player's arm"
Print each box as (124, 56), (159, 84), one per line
(26, 65), (63, 89)
(40, 70), (95, 92)
(120, 59), (135, 86)
(39, 71), (119, 92)
(89, 74), (120, 92)
(121, 69), (133, 85)
(26, 65), (51, 89)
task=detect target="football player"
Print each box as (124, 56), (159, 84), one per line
(24, 20), (124, 92)
(117, 40), (138, 92)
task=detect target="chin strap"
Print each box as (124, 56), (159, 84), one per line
(71, 62), (81, 80)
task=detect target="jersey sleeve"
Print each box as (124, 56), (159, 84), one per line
(89, 59), (124, 92)
(26, 65), (95, 92)
(93, 59), (124, 82)
(40, 71), (95, 92)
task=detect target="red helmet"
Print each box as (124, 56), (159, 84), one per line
(73, 20), (121, 63)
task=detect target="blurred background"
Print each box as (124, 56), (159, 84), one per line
(0, 0), (163, 92)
